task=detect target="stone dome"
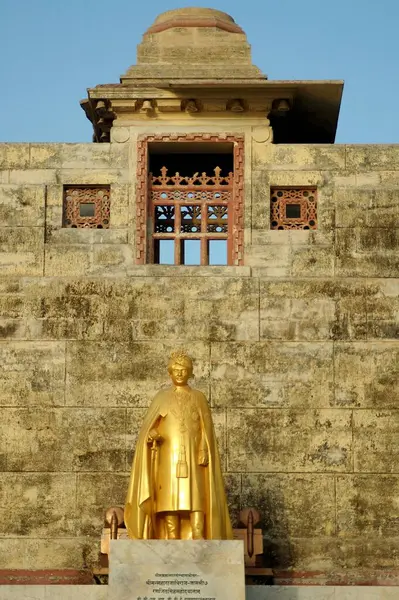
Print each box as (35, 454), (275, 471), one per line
(121, 6), (265, 82)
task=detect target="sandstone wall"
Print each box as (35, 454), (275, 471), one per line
(0, 140), (398, 576)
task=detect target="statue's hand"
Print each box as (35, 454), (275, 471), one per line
(148, 429), (163, 444)
(198, 449), (209, 466)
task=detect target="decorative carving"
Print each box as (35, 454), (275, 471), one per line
(183, 99), (200, 113)
(63, 186), (110, 229)
(227, 99), (245, 113)
(270, 187), (317, 230)
(111, 127), (130, 143)
(135, 134), (244, 265)
(251, 126), (273, 144)
(140, 100), (155, 115)
(93, 100), (115, 143)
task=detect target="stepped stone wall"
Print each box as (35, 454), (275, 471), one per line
(0, 139), (398, 575)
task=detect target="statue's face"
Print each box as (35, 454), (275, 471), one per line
(169, 362), (191, 386)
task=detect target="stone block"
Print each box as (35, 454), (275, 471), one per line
(289, 536), (399, 570)
(91, 244), (135, 274)
(246, 244), (291, 275)
(290, 229), (335, 246)
(66, 341), (210, 407)
(101, 277), (258, 343)
(110, 142), (130, 168)
(0, 184), (45, 226)
(0, 473), (77, 536)
(211, 341), (333, 408)
(380, 170), (399, 184)
(223, 472), (241, 527)
(0, 407), (126, 472)
(0, 144), (30, 169)
(334, 342), (399, 408)
(29, 143), (62, 168)
(0, 341), (65, 406)
(108, 540), (245, 600)
(250, 170), (270, 230)
(291, 246), (334, 277)
(0, 170), (9, 183)
(336, 588), (399, 599)
(367, 279), (399, 340)
(57, 168), (128, 185)
(10, 277), (105, 341)
(260, 279), (368, 342)
(125, 265), (252, 277)
(336, 475), (399, 536)
(0, 588), (107, 600)
(0, 227), (44, 275)
(241, 474), (335, 538)
(336, 228), (399, 277)
(9, 169), (57, 184)
(60, 143), (111, 168)
(253, 145), (345, 171)
(26, 316), (104, 341)
(0, 318), (26, 339)
(265, 170), (329, 187)
(47, 228), (128, 246)
(354, 409), (399, 473)
(227, 408), (352, 472)
(246, 589), (336, 600)
(346, 145), (399, 171)
(0, 538), (99, 569)
(76, 472), (129, 536)
(44, 245), (91, 276)
(335, 187), (399, 228)
(109, 183), (131, 228)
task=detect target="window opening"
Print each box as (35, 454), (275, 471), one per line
(79, 203), (96, 217)
(182, 239), (201, 265)
(208, 240), (228, 265)
(148, 143), (234, 265)
(155, 239), (175, 264)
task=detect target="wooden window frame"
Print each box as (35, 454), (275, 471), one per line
(135, 134), (244, 265)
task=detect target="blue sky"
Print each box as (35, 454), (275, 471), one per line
(1, 0), (399, 144)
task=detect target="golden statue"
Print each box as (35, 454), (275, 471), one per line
(125, 351), (233, 540)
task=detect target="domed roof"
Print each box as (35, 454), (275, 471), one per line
(146, 7), (244, 34)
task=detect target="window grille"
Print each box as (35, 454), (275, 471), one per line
(63, 186), (110, 228)
(270, 188), (317, 230)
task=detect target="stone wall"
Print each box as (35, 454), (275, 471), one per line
(0, 140), (398, 577)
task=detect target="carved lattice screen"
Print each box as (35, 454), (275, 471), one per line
(270, 188), (317, 230)
(63, 186), (111, 229)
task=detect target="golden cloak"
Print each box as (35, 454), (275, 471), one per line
(125, 387), (233, 540)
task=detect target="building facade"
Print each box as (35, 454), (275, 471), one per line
(0, 7), (398, 586)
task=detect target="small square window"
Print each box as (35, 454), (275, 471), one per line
(63, 186), (110, 228)
(285, 204), (301, 219)
(271, 188), (317, 230)
(80, 203), (96, 217)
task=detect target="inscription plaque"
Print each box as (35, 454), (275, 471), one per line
(109, 540), (245, 600)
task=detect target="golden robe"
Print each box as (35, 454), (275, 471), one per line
(125, 387), (233, 540)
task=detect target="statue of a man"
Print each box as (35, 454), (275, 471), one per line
(125, 351), (233, 540)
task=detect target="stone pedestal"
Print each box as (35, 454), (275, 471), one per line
(109, 539), (245, 600)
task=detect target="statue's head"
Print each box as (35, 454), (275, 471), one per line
(168, 350), (193, 386)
